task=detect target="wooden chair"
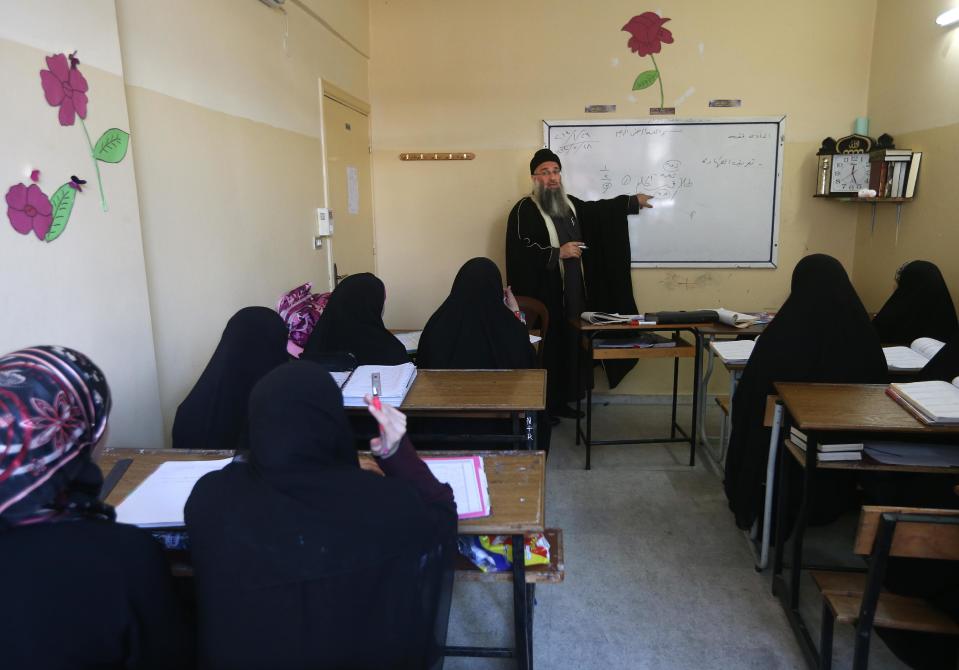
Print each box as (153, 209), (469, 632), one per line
(515, 296), (548, 366)
(814, 506), (959, 669)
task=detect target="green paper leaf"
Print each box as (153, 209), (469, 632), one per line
(632, 70), (660, 91)
(45, 183), (76, 242)
(93, 128), (130, 163)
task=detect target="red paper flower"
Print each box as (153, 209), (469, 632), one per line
(622, 12), (674, 57)
(6, 183), (53, 240)
(39, 53), (89, 126)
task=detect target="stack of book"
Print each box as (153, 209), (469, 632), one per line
(869, 149), (922, 198)
(789, 427), (863, 462)
(886, 378), (959, 425)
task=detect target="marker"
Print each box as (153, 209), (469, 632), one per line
(577, 244), (588, 250)
(371, 373), (386, 448)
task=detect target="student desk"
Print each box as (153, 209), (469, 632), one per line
(769, 383), (959, 668)
(98, 448), (550, 670)
(696, 322), (765, 462)
(397, 369), (546, 450)
(574, 320), (706, 469)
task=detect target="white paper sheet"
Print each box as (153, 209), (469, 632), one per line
(422, 455), (490, 519)
(116, 458), (234, 527)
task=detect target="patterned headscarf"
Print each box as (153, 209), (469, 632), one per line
(0, 346), (111, 526)
(276, 282), (330, 356)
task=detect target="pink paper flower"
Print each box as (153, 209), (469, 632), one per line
(39, 53), (88, 126)
(6, 183), (53, 240)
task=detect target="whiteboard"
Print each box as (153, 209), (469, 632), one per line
(544, 117), (785, 268)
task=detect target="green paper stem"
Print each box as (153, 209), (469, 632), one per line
(649, 53), (664, 108)
(79, 117), (108, 212)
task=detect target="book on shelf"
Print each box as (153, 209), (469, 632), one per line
(887, 377), (959, 425)
(594, 333), (676, 349)
(709, 339), (755, 364)
(331, 363), (417, 407)
(883, 337), (946, 372)
(716, 308), (760, 328)
(904, 152), (922, 198)
(580, 311), (645, 324)
(870, 148), (913, 160)
(789, 427), (864, 453)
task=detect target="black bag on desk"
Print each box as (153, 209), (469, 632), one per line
(651, 310), (719, 324)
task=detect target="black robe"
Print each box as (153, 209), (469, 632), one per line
(185, 361), (456, 670)
(872, 260), (959, 345)
(172, 306), (289, 450)
(723, 254), (888, 530)
(303, 272), (410, 366)
(505, 194), (639, 409)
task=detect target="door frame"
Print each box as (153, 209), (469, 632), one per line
(318, 79), (376, 288)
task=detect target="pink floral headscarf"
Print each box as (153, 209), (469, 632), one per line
(276, 282), (330, 357)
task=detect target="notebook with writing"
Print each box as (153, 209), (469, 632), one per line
(422, 455), (491, 519)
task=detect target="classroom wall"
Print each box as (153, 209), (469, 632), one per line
(368, 0), (877, 394)
(0, 1), (163, 449)
(113, 0), (370, 445)
(851, 0), (959, 313)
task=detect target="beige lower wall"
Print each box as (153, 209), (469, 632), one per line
(126, 86), (331, 445)
(852, 122), (959, 316)
(375, 139), (860, 395)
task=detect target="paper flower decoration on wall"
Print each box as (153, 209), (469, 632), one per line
(5, 170), (84, 242)
(622, 12), (674, 108)
(39, 52), (129, 214)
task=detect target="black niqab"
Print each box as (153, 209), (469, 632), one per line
(185, 361), (450, 669)
(724, 254), (888, 529)
(872, 260), (958, 345)
(418, 258), (535, 369)
(303, 273), (410, 366)
(172, 307), (289, 450)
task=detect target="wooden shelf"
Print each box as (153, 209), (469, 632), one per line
(813, 195), (913, 203)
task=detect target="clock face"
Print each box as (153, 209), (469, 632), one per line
(829, 153), (871, 194)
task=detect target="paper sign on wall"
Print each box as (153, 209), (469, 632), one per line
(347, 166), (359, 215)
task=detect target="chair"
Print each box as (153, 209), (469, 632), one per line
(515, 295), (549, 366)
(814, 506), (959, 669)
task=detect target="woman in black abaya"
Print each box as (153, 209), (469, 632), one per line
(303, 272), (410, 366)
(723, 254), (888, 530)
(418, 257), (535, 370)
(872, 260), (958, 345)
(185, 361), (456, 670)
(172, 306), (289, 450)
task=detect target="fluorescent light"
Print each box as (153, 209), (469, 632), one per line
(936, 8), (959, 26)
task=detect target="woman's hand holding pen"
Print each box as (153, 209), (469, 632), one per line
(364, 395), (407, 459)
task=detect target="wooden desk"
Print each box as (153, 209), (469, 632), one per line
(574, 320), (706, 469)
(98, 447), (547, 670)
(399, 369), (546, 450)
(769, 383), (959, 668)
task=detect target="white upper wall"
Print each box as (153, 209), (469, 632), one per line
(116, 0), (370, 139)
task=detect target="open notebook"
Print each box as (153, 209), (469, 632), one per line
(883, 337), (945, 372)
(887, 377), (959, 425)
(709, 339), (756, 364)
(422, 455), (490, 519)
(330, 363), (417, 407)
(115, 457), (234, 528)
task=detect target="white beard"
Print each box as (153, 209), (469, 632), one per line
(532, 181), (572, 218)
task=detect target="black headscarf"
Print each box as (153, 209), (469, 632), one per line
(0, 346), (112, 528)
(724, 254), (888, 530)
(172, 307), (288, 450)
(872, 260), (959, 345)
(418, 258), (535, 369)
(303, 273), (409, 366)
(185, 361), (448, 669)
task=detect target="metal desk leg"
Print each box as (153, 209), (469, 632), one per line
(789, 432), (816, 610)
(772, 414), (790, 587)
(719, 370), (742, 464)
(575, 330), (582, 446)
(512, 534), (531, 670)
(670, 346), (679, 439)
(525, 412), (537, 451)
(585, 334), (594, 470)
(757, 401), (783, 570)
(689, 329), (701, 467)
(699, 334), (717, 451)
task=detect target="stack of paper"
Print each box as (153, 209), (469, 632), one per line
(422, 455), (490, 519)
(580, 311), (646, 324)
(710, 339), (755, 364)
(340, 363), (417, 407)
(887, 379), (959, 425)
(716, 308), (760, 328)
(116, 457), (234, 528)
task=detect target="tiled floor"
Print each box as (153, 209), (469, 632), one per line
(443, 402), (913, 669)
